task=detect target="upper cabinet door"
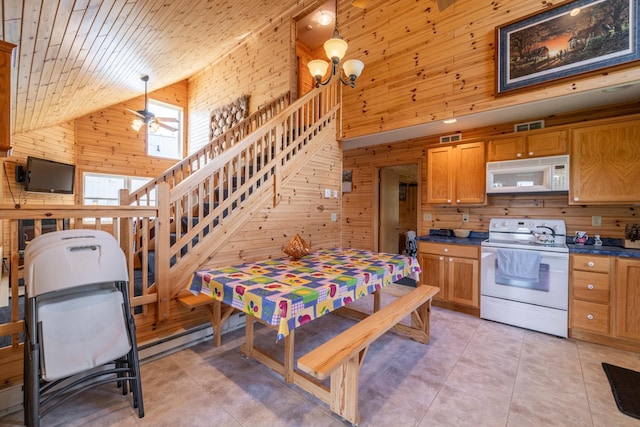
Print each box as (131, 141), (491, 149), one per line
(487, 136), (524, 161)
(455, 142), (486, 205)
(526, 130), (568, 158)
(427, 146), (454, 204)
(570, 119), (640, 205)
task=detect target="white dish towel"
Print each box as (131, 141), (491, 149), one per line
(497, 249), (541, 280)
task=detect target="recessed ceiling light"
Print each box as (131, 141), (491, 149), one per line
(570, 8), (581, 16)
(318, 11), (333, 26)
(443, 118), (457, 124)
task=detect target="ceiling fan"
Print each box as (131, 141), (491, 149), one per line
(351, 0), (456, 11)
(128, 75), (178, 133)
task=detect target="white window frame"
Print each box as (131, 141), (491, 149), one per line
(83, 172), (155, 222)
(147, 99), (183, 160)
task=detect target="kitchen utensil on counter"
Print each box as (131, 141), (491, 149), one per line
(454, 229), (471, 238)
(594, 234), (603, 246)
(574, 231), (588, 245)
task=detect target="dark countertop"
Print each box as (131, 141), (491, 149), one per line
(417, 231), (640, 259)
(567, 244), (640, 259)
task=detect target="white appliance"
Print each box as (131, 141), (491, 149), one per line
(480, 218), (569, 337)
(486, 155), (569, 193)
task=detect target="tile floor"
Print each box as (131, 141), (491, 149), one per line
(2, 297), (640, 427)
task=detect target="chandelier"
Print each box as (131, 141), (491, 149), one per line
(307, 0), (364, 88)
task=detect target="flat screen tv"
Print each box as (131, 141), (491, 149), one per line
(24, 156), (76, 194)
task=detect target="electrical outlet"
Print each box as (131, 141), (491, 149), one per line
(462, 213), (469, 223)
(331, 213), (337, 222)
(333, 190), (339, 198)
(423, 213), (432, 221)
(592, 215), (602, 227)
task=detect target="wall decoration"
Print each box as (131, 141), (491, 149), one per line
(210, 95), (250, 139)
(342, 170), (352, 193)
(496, 0), (639, 94)
(399, 182), (407, 201)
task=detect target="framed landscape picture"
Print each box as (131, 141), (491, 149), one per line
(496, 0), (639, 94)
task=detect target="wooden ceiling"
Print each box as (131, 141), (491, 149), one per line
(1, 0), (322, 135)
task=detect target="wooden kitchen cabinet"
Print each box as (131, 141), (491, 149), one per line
(418, 242), (479, 314)
(426, 142), (485, 205)
(615, 258), (640, 341)
(487, 129), (567, 161)
(569, 254), (612, 336)
(0, 40), (16, 156)
(570, 118), (640, 204)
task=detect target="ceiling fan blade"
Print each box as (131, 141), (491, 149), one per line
(436, 0), (457, 11)
(158, 121), (178, 132)
(351, 0), (369, 8)
(156, 117), (179, 123)
(126, 108), (146, 119)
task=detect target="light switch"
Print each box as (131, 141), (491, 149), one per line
(331, 213), (337, 222)
(333, 190), (339, 198)
(324, 188), (332, 198)
(423, 213), (432, 221)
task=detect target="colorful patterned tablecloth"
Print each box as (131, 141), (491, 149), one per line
(187, 248), (421, 340)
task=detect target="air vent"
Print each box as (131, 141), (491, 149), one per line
(514, 120), (545, 132)
(439, 133), (462, 143)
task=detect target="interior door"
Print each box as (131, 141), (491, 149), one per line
(379, 168), (400, 254)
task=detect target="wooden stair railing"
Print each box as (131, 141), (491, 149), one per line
(125, 92), (290, 208)
(153, 84), (340, 321)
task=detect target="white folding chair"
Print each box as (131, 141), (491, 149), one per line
(23, 230), (144, 426)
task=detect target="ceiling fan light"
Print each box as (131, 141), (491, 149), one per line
(308, 59), (330, 79)
(149, 119), (160, 133)
(324, 37), (348, 61)
(132, 119), (144, 132)
(343, 59), (364, 80)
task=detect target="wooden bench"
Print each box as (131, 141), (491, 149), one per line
(177, 293), (236, 347)
(297, 284), (439, 426)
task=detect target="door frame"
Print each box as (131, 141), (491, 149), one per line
(372, 160), (421, 252)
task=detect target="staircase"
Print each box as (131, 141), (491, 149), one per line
(123, 84), (341, 320)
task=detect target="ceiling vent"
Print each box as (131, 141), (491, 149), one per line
(514, 120), (545, 132)
(439, 133), (462, 143)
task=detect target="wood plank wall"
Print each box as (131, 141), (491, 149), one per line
(188, 20), (298, 154)
(338, 0), (640, 139)
(1, 123), (76, 251)
(199, 122), (342, 269)
(342, 105), (640, 250)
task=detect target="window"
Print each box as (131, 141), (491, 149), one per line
(147, 99), (183, 159)
(83, 173), (155, 207)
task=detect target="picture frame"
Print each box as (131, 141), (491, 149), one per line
(399, 183), (407, 201)
(495, 0), (639, 94)
(342, 170), (352, 193)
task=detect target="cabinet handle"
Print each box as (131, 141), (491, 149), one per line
(587, 284), (594, 290)
(444, 248), (449, 253)
(439, 256), (444, 261)
(574, 197), (579, 202)
(456, 199), (461, 203)
(447, 199), (452, 204)
(449, 258), (453, 262)
(587, 314), (594, 320)
(516, 153), (522, 158)
(588, 261), (595, 267)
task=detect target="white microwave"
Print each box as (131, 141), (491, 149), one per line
(486, 155), (569, 194)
